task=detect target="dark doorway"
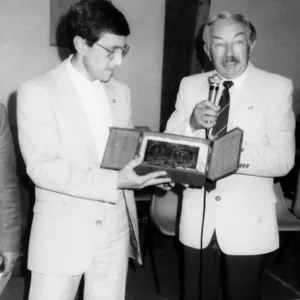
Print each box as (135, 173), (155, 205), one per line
(160, 0), (211, 131)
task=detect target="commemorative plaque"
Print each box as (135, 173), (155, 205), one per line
(101, 127), (243, 187)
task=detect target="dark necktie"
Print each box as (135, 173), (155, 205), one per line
(212, 81), (234, 137)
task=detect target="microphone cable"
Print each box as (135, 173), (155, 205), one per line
(198, 182), (208, 298)
(198, 75), (220, 297)
(198, 125), (212, 297)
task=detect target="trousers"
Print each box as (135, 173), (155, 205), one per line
(183, 233), (266, 300)
(29, 199), (130, 300)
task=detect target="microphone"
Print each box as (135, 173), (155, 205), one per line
(207, 73), (222, 140)
(208, 73), (222, 104)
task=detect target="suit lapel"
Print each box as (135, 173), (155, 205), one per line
(104, 81), (141, 262)
(54, 61), (99, 165)
(52, 60), (133, 166)
(103, 81), (118, 126)
(104, 81), (133, 128)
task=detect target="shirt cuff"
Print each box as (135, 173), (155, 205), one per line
(185, 123), (206, 138)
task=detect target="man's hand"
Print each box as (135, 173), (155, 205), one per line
(157, 182), (190, 190)
(207, 130), (218, 141)
(157, 182), (175, 191)
(190, 100), (220, 130)
(117, 156), (171, 190)
(1, 252), (19, 278)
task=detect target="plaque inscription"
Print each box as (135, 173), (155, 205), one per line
(138, 134), (210, 173)
(143, 140), (199, 170)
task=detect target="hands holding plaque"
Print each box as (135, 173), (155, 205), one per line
(117, 155), (171, 190)
(101, 127), (243, 187)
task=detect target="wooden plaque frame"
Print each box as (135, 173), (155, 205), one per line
(101, 127), (243, 187)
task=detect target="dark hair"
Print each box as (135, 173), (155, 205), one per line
(66, 0), (130, 53)
(203, 11), (257, 47)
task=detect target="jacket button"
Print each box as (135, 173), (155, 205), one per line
(215, 196), (221, 201)
(95, 220), (102, 226)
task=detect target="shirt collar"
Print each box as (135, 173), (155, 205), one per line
(221, 63), (251, 88)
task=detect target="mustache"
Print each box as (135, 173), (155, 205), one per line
(222, 56), (240, 64)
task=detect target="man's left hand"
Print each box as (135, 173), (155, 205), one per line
(117, 156), (172, 190)
(157, 182), (175, 190)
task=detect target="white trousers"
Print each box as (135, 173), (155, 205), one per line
(29, 200), (130, 300)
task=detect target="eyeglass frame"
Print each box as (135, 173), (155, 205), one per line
(94, 42), (130, 59)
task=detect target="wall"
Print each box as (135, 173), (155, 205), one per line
(209, 0), (300, 115)
(160, 0), (207, 131)
(0, 0), (165, 130)
(0, 0), (61, 125)
(113, 0), (165, 130)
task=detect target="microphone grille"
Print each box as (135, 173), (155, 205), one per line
(208, 73), (222, 85)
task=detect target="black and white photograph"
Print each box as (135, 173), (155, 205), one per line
(0, 0), (299, 300)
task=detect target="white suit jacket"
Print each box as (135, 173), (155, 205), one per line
(17, 59), (141, 275)
(166, 63), (295, 255)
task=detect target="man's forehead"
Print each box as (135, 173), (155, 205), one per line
(211, 19), (247, 37)
(98, 32), (127, 45)
(211, 32), (246, 40)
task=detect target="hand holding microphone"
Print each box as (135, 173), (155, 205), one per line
(208, 73), (222, 104)
(207, 73), (222, 139)
(189, 73), (222, 131)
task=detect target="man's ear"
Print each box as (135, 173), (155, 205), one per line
(73, 36), (87, 55)
(249, 40), (256, 55)
(204, 44), (211, 60)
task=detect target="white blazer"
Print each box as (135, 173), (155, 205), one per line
(166, 63), (295, 255)
(17, 59), (141, 275)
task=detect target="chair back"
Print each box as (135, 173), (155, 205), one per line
(291, 167), (300, 217)
(275, 181), (289, 218)
(149, 189), (179, 236)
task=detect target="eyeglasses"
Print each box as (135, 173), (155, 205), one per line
(95, 42), (130, 59)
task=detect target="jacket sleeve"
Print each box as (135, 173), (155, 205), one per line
(237, 79), (295, 177)
(165, 78), (206, 138)
(17, 82), (121, 204)
(0, 104), (21, 253)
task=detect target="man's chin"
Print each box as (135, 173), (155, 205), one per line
(100, 78), (111, 83)
(99, 73), (113, 82)
(219, 66), (245, 79)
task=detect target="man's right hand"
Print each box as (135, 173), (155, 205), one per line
(190, 100), (220, 130)
(117, 156), (171, 190)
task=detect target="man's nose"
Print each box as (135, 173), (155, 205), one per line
(225, 44), (233, 55)
(111, 51), (123, 67)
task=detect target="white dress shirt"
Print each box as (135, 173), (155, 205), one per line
(66, 56), (112, 164)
